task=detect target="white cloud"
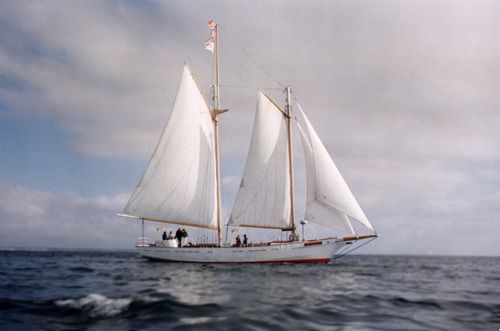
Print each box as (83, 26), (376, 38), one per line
(0, 184), (138, 249)
(1, 1), (497, 160)
(0, 1), (193, 157)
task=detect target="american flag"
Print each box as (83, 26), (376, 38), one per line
(208, 19), (217, 30)
(205, 19), (217, 53)
(204, 39), (214, 53)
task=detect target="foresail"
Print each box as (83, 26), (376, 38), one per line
(124, 65), (217, 229)
(296, 105), (375, 233)
(228, 92), (291, 229)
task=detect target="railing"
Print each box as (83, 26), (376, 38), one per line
(136, 236), (153, 247)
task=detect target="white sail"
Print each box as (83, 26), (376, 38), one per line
(123, 65), (217, 229)
(296, 105), (375, 233)
(228, 91), (291, 229)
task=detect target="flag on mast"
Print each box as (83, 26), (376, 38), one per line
(204, 19), (216, 53)
(208, 19), (216, 30)
(204, 40), (214, 53)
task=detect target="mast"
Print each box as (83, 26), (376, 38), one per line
(141, 218), (145, 245)
(285, 86), (296, 237)
(213, 22), (222, 246)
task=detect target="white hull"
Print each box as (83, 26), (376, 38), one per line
(137, 238), (353, 263)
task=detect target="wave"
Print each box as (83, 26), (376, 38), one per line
(388, 296), (444, 310)
(51, 292), (221, 320)
(68, 266), (95, 273)
(1, 291), (498, 331)
(55, 293), (131, 317)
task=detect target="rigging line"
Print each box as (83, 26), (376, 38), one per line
(219, 84), (282, 90)
(290, 94), (304, 120)
(219, 25), (286, 88)
(331, 237), (378, 262)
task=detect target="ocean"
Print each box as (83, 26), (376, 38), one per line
(0, 250), (498, 331)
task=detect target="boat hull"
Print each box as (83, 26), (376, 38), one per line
(137, 238), (349, 263)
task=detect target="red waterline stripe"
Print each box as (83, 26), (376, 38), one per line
(144, 256), (331, 264)
(246, 258), (331, 264)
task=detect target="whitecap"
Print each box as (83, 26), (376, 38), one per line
(55, 293), (131, 317)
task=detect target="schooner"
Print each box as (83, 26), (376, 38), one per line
(118, 20), (377, 263)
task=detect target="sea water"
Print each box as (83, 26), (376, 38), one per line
(0, 250), (498, 330)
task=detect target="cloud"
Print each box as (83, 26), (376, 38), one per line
(346, 156), (500, 256)
(0, 184), (138, 249)
(1, 1), (496, 160)
(0, 1), (192, 157)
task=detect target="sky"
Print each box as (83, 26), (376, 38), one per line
(0, 0), (499, 255)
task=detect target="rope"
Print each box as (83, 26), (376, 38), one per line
(331, 237), (378, 262)
(219, 84), (282, 91)
(219, 24), (285, 88)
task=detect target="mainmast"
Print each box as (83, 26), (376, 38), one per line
(212, 21), (223, 246)
(285, 86), (296, 237)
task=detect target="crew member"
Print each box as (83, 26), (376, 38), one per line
(176, 228), (183, 247)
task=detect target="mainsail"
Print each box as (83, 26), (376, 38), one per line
(228, 92), (291, 229)
(296, 105), (375, 233)
(123, 65), (217, 229)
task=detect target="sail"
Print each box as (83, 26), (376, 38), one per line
(228, 92), (291, 229)
(296, 105), (375, 233)
(123, 65), (217, 229)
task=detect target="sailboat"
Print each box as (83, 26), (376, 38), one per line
(118, 21), (377, 263)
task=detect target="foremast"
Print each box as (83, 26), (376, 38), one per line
(285, 86), (297, 238)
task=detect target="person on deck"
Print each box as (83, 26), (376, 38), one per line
(243, 234), (248, 246)
(162, 231), (167, 241)
(168, 231), (174, 239)
(176, 228), (183, 247)
(235, 235), (241, 247)
(181, 228), (188, 246)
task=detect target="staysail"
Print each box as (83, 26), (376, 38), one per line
(296, 105), (375, 233)
(228, 91), (291, 229)
(123, 65), (217, 229)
